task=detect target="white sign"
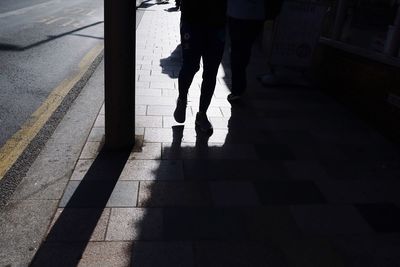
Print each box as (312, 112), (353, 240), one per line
(270, 1), (328, 67)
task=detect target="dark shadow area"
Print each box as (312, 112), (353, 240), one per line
(137, 0), (171, 9)
(0, 21), (103, 51)
(70, 33), (104, 40)
(137, 2), (155, 9)
(129, 28), (400, 266)
(164, 6), (180, 12)
(30, 145), (132, 267)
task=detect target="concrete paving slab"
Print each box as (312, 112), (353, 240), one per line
(107, 181), (139, 207)
(131, 241), (194, 267)
(0, 200), (58, 267)
(129, 142), (162, 160)
(11, 156), (74, 200)
(78, 241), (133, 267)
(279, 238), (345, 267)
(70, 159), (94, 181)
(93, 114), (104, 128)
(87, 127), (104, 142)
(254, 180), (326, 205)
(283, 160), (329, 181)
(182, 159), (290, 181)
(138, 181), (213, 207)
(59, 181), (139, 208)
(162, 143), (258, 160)
(11, 173), (70, 201)
(80, 141), (102, 160)
(147, 104), (193, 117)
(290, 204), (374, 236)
(210, 181), (260, 207)
(245, 206), (302, 241)
(136, 115), (163, 128)
(31, 241), (132, 267)
(106, 208), (163, 241)
(330, 234), (400, 267)
(316, 180), (400, 203)
(119, 160), (183, 181)
(194, 241), (288, 267)
(47, 208), (110, 242)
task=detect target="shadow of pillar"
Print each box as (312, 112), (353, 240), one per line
(30, 146), (132, 267)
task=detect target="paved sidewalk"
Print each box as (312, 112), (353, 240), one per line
(12, 1), (400, 266)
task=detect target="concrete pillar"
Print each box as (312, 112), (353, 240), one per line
(104, 0), (136, 150)
(332, 0), (347, 40)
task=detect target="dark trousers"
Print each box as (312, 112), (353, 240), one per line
(178, 20), (225, 113)
(228, 17), (264, 95)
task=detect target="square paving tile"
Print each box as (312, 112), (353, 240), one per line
(279, 238), (344, 267)
(79, 242), (132, 267)
(320, 160), (399, 180)
(254, 180), (326, 205)
(254, 144), (296, 160)
(244, 206), (302, 241)
(107, 181), (139, 207)
(162, 143), (257, 160)
(138, 181), (213, 207)
(129, 142), (162, 160)
(135, 115), (163, 128)
(106, 208), (163, 241)
(355, 203), (400, 233)
(330, 234), (400, 267)
(119, 160), (183, 180)
(183, 159), (290, 181)
(283, 160), (329, 181)
(209, 181), (260, 207)
(194, 241), (288, 267)
(87, 127), (104, 142)
(316, 180), (400, 204)
(59, 181), (139, 208)
(291, 204), (373, 236)
(47, 208), (110, 241)
(70, 159), (94, 181)
(131, 241), (194, 267)
(80, 141), (102, 159)
(162, 208), (248, 241)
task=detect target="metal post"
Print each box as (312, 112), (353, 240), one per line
(104, 0), (136, 149)
(332, 0), (347, 40)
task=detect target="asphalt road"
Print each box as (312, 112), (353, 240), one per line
(0, 0), (144, 148)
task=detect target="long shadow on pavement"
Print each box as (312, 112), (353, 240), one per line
(0, 21), (103, 51)
(30, 146), (132, 267)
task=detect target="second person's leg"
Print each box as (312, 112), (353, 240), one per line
(175, 21), (202, 123)
(196, 25), (225, 132)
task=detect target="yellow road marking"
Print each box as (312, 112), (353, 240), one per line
(0, 43), (104, 181)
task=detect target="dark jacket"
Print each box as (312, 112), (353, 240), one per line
(180, 0), (227, 26)
(265, 0), (284, 21)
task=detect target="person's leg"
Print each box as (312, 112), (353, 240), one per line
(228, 17), (263, 97)
(175, 21), (201, 123)
(178, 21), (201, 101)
(195, 25), (225, 132)
(199, 25), (225, 113)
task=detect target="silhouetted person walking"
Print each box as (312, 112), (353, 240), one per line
(173, 0), (227, 134)
(227, 0), (282, 102)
